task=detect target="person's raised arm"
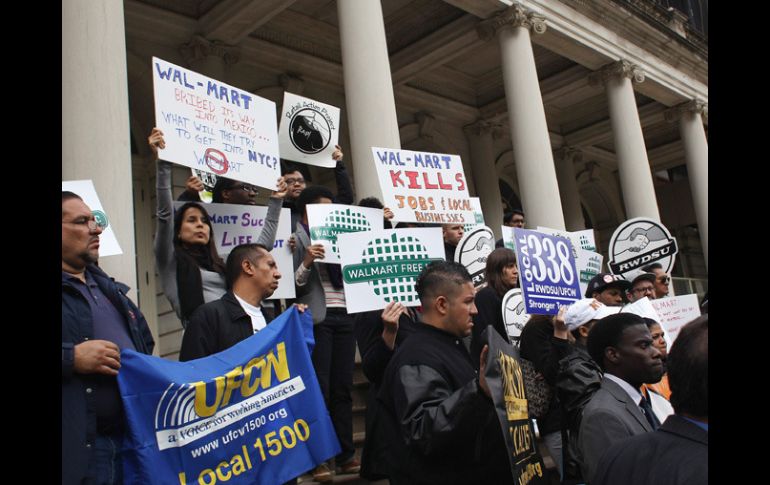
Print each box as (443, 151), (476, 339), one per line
(332, 145), (354, 205)
(255, 177), (288, 250)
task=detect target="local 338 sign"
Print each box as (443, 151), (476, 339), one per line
(608, 217), (678, 281)
(512, 228), (581, 316)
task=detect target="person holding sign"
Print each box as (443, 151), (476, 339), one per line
(62, 192), (155, 485)
(179, 243), (289, 360)
(281, 145), (353, 234)
(150, 128), (285, 326)
(470, 248), (519, 365)
(353, 303), (419, 481)
(377, 261), (512, 485)
(291, 185), (360, 481)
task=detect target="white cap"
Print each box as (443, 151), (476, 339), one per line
(564, 298), (622, 331)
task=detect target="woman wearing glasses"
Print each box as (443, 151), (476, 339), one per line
(149, 127), (286, 327)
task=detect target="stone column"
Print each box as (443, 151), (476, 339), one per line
(666, 100), (708, 269)
(62, 0), (137, 295)
(465, 120), (505, 238)
(590, 60), (661, 221)
(337, 0), (401, 201)
(555, 147), (587, 231)
(478, 4), (566, 230)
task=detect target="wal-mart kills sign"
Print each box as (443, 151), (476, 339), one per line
(152, 57), (280, 190)
(372, 147), (474, 224)
(118, 307), (340, 485)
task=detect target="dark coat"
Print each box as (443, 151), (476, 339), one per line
(519, 315), (570, 430)
(578, 377), (655, 483)
(179, 291), (275, 361)
(62, 265), (155, 485)
(592, 415), (708, 485)
(353, 309), (419, 480)
(377, 324), (512, 485)
(470, 285), (506, 367)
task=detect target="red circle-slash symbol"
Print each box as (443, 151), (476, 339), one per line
(204, 148), (229, 175)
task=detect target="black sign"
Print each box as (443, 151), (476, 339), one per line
(484, 328), (548, 485)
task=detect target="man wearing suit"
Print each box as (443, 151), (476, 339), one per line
(591, 315), (708, 485)
(577, 313), (665, 483)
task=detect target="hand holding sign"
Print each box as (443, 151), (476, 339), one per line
(303, 244), (326, 267)
(148, 127), (166, 160)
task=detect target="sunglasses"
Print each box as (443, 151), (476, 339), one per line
(657, 276), (671, 285)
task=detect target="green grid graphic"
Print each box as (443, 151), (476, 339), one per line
(362, 233), (429, 303)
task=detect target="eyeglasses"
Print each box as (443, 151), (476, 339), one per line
(284, 177), (306, 186)
(231, 184), (259, 194)
(632, 286), (655, 294)
(63, 217), (104, 231)
(657, 276), (671, 285)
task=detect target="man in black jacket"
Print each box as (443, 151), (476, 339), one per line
(62, 192), (155, 485)
(378, 261), (512, 485)
(179, 243), (286, 361)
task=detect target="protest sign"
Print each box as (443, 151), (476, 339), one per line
(278, 92), (340, 168)
(372, 147), (474, 224)
(191, 168), (217, 203)
(118, 307), (340, 485)
(650, 294), (701, 348)
(152, 57), (280, 190)
(454, 225), (495, 288)
(174, 202), (294, 299)
(502, 288), (529, 343)
(608, 217), (678, 281)
(338, 227), (445, 313)
(62, 180), (122, 257)
(501, 226), (516, 252)
(484, 328), (548, 485)
(513, 228), (581, 315)
(306, 204), (383, 263)
(533, 226), (603, 298)
(463, 197), (485, 231)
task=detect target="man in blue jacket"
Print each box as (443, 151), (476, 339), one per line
(62, 191), (155, 485)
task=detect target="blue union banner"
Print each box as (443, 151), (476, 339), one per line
(118, 307), (340, 484)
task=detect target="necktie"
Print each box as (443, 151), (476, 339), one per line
(639, 393), (660, 430)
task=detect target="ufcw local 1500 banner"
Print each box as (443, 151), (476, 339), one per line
(117, 307), (340, 485)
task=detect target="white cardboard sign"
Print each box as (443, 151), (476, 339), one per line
(501, 226), (517, 251)
(650, 294), (701, 348)
(454, 225), (495, 289)
(306, 204), (383, 263)
(338, 227), (445, 313)
(62, 180), (123, 257)
(608, 217), (678, 281)
(501, 288), (530, 343)
(278, 92), (340, 168)
(372, 147), (474, 224)
(463, 197), (485, 231)
(174, 202), (294, 299)
(152, 57), (280, 190)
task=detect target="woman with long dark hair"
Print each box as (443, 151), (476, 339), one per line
(470, 247), (519, 364)
(150, 128), (228, 326)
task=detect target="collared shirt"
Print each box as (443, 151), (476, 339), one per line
(62, 269), (136, 432)
(233, 293), (267, 333)
(605, 373), (644, 407)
